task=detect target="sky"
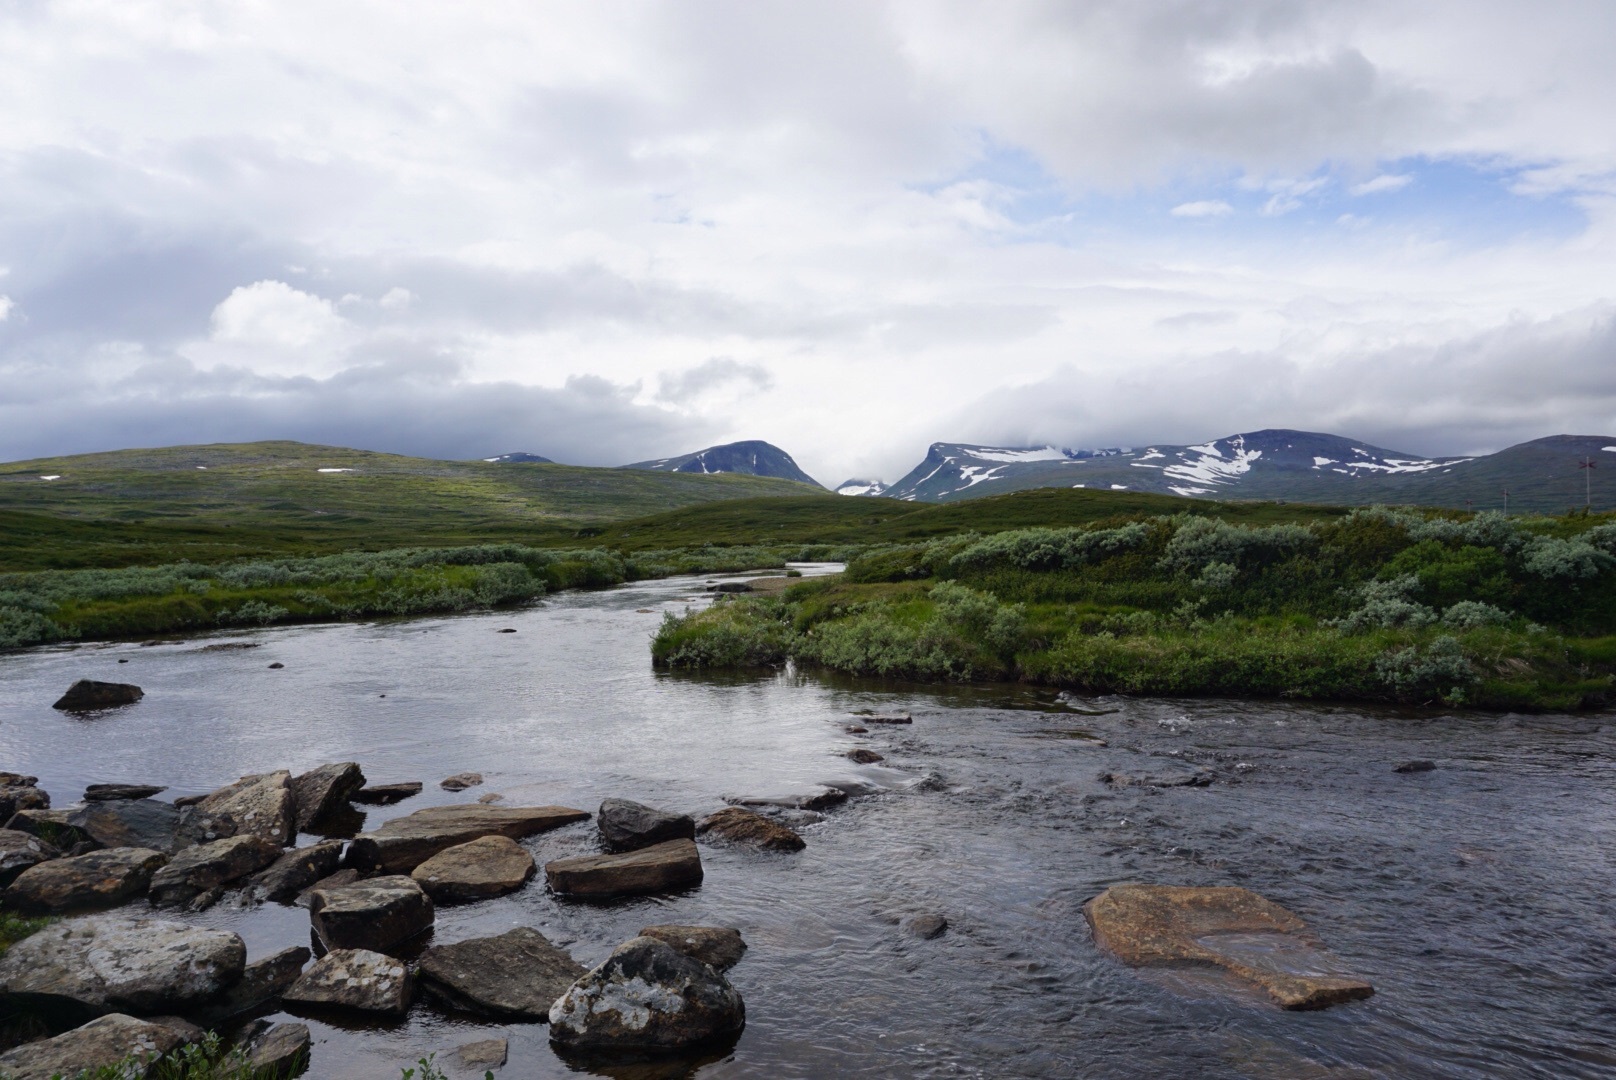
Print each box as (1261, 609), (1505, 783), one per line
(2, 1), (1614, 487)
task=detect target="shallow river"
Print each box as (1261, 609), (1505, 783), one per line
(1, 567), (1613, 1079)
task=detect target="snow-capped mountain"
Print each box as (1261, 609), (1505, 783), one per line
(621, 440), (823, 488)
(835, 478), (888, 497)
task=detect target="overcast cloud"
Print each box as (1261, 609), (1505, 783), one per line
(1, 1), (1613, 483)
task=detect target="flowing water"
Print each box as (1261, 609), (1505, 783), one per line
(1, 567), (1613, 1079)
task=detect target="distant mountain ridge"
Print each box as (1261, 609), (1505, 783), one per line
(483, 452), (554, 464)
(851, 430), (1616, 513)
(622, 440), (822, 488)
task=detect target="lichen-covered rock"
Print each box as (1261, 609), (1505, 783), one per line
(52, 679), (143, 710)
(544, 839), (702, 899)
(696, 807), (805, 852)
(638, 925), (746, 971)
(410, 834), (535, 903)
(283, 948), (413, 1015)
(0, 776), (49, 821)
(67, 798), (236, 855)
(417, 926), (583, 1020)
(597, 798), (696, 852)
(0, 1013), (186, 1080)
(0, 828), (59, 889)
(248, 839), (344, 902)
(549, 936), (744, 1050)
(1085, 884), (1374, 1010)
(346, 803), (589, 873)
(309, 875), (434, 953)
(148, 834), (282, 906)
(2, 846), (168, 913)
(0, 916), (245, 1017)
(289, 762), (366, 832)
(197, 771), (296, 846)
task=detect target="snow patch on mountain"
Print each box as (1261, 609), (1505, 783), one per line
(836, 478), (888, 497)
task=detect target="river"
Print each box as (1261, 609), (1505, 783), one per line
(0, 566), (1612, 1078)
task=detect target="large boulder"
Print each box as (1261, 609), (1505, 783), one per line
(6, 807), (96, 850)
(247, 840), (344, 902)
(597, 798), (696, 852)
(696, 807), (805, 852)
(1085, 884), (1375, 1010)
(289, 762), (366, 833)
(68, 799), (236, 856)
(0, 775), (49, 821)
(0, 829), (59, 889)
(192, 945), (311, 1025)
(309, 875), (434, 953)
(409, 835), (535, 903)
(3, 847), (168, 913)
(416, 926), (584, 1020)
(83, 783), (167, 802)
(351, 781), (422, 805)
(0, 916), (244, 1018)
(197, 771), (296, 846)
(283, 948), (413, 1016)
(544, 839), (702, 899)
(52, 680), (143, 710)
(148, 834), (283, 907)
(549, 937), (745, 1051)
(639, 925), (746, 971)
(0, 1013), (187, 1080)
(346, 803), (589, 873)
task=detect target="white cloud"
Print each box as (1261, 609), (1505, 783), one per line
(1351, 173), (1413, 195)
(210, 280), (344, 348)
(0, 295), (11, 322)
(1171, 200), (1234, 218)
(378, 286), (415, 311)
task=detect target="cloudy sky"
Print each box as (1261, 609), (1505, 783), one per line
(2, 1), (1614, 485)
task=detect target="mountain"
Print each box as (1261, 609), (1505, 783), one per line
(621, 440), (822, 488)
(835, 478), (888, 497)
(482, 452), (554, 463)
(875, 430), (1616, 513)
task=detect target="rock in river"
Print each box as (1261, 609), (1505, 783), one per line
(728, 787), (847, 811)
(417, 926), (585, 1020)
(0, 1014), (189, 1080)
(346, 803), (589, 873)
(52, 679), (143, 710)
(4, 808), (95, 851)
(549, 936), (745, 1051)
(1099, 762), (1214, 788)
(148, 834), (283, 907)
(245, 1021), (312, 1077)
(0, 829), (59, 889)
(597, 798), (696, 852)
(66, 798), (235, 855)
(0, 915), (244, 1017)
(639, 925), (747, 971)
(544, 838), (703, 899)
(3, 846), (168, 913)
(247, 839), (344, 903)
(192, 945), (311, 1025)
(83, 783), (167, 802)
(847, 749), (884, 764)
(309, 875), (434, 953)
(289, 762), (366, 832)
(440, 772), (484, 791)
(0, 775), (49, 820)
(410, 835), (535, 903)
(696, 807), (805, 852)
(1085, 884), (1374, 1010)
(284, 948), (413, 1016)
(904, 914), (948, 940)
(351, 781), (423, 805)
(1395, 759), (1437, 773)
(197, 771), (296, 846)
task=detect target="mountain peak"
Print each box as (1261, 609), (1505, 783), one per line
(482, 451), (554, 464)
(621, 440), (822, 488)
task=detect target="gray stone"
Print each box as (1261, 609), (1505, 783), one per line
(148, 1014), (205, 1043)
(295, 868), (360, 906)
(66, 798), (236, 855)
(707, 581), (752, 593)
(0, 916), (244, 1017)
(247, 1021), (311, 1077)
(3, 807), (95, 850)
(846, 749), (884, 764)
(0, 779), (49, 821)
(248, 840), (344, 902)
(148, 834), (282, 907)
(0, 1014), (186, 1080)
(456, 1038), (508, 1070)
(549, 936), (745, 1051)
(3, 846), (168, 913)
(410, 835), (535, 903)
(696, 807), (806, 852)
(52, 680), (143, 710)
(198, 771), (296, 846)
(351, 781), (423, 805)
(83, 784), (167, 802)
(1395, 759), (1437, 773)
(639, 925), (747, 971)
(727, 787), (847, 811)
(904, 914), (948, 939)
(544, 838), (703, 899)
(192, 945), (311, 1024)
(283, 948), (413, 1016)
(346, 803), (589, 873)
(1099, 763), (1214, 788)
(417, 926), (584, 1021)
(289, 762), (366, 832)
(440, 772), (484, 791)
(309, 875), (434, 953)
(0, 829), (59, 889)
(597, 798), (696, 852)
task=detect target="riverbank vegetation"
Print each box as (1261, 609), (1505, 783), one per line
(654, 508), (1616, 711)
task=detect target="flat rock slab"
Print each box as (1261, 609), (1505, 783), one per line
(290, 762), (366, 832)
(3, 846), (168, 913)
(1099, 763), (1214, 788)
(0, 829), (59, 889)
(67, 798), (236, 855)
(440, 772), (484, 791)
(310, 875), (434, 953)
(198, 771), (296, 846)
(0, 915), (245, 1017)
(639, 925), (746, 971)
(352, 781), (423, 805)
(411, 835), (535, 903)
(347, 803), (589, 873)
(598, 798), (696, 852)
(247, 1021), (312, 1077)
(249, 840), (344, 902)
(84, 783), (167, 802)
(417, 926), (585, 1020)
(1085, 884), (1374, 1010)
(52, 679), (143, 710)
(0, 1013), (187, 1080)
(457, 1037), (508, 1070)
(545, 838), (703, 899)
(728, 787), (847, 811)
(284, 948), (413, 1016)
(550, 936), (745, 1051)
(696, 808), (805, 852)
(149, 834), (282, 907)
